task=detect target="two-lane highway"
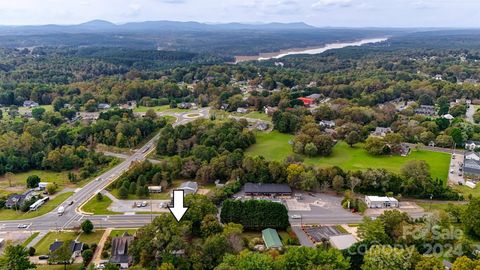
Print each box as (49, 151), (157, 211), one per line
(0, 108), (209, 232)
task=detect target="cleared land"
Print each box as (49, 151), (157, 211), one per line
(246, 131), (450, 181)
(0, 170), (72, 195)
(0, 192), (73, 220)
(109, 179), (189, 200)
(0, 160), (119, 196)
(34, 230), (105, 255)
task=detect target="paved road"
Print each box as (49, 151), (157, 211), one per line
(0, 108), (209, 233)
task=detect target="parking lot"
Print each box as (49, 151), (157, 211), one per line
(286, 192), (363, 225)
(449, 153), (465, 185)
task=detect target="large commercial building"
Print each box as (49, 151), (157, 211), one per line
(244, 183), (292, 197)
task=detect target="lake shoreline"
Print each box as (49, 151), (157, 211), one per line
(234, 37), (389, 63)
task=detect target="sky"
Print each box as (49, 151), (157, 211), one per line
(0, 0), (479, 28)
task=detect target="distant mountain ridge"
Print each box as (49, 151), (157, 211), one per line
(0, 20), (316, 35)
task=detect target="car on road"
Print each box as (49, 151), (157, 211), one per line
(450, 169), (454, 174)
(38, 255), (49, 260)
(96, 177), (103, 182)
(291, 215), (302, 219)
(68, 201), (74, 206)
(17, 224), (28, 229)
(141, 201), (147, 207)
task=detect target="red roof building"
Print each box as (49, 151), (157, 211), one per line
(298, 97), (315, 106)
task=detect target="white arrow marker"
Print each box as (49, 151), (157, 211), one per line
(169, 190), (188, 222)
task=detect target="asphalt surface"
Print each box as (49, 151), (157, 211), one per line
(0, 108), (209, 233)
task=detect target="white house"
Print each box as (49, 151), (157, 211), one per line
(365, 195), (399, 208)
(465, 141), (480, 151)
(38, 182), (50, 190)
(465, 152), (480, 161)
(371, 127), (392, 137)
(319, 120), (336, 128)
(148, 186), (163, 193)
(236, 107), (248, 114)
(442, 114), (454, 120)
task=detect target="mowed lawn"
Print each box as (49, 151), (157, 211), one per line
(34, 230), (105, 255)
(0, 192), (73, 220)
(246, 131), (450, 181)
(81, 195), (117, 215)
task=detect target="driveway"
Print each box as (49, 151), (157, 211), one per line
(466, 104), (476, 124)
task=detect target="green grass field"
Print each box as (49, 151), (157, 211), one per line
(36, 264), (82, 270)
(133, 105), (170, 113)
(243, 111), (272, 121)
(453, 185), (480, 199)
(0, 192), (73, 220)
(34, 230), (105, 255)
(246, 131), (450, 181)
(81, 195), (117, 215)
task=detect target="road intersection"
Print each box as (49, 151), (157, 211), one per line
(0, 108), (210, 233)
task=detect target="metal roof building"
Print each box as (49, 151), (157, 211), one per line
(244, 183), (292, 196)
(262, 228), (283, 249)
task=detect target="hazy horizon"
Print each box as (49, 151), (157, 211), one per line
(0, 0), (479, 28)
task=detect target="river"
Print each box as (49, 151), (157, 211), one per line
(234, 37), (388, 63)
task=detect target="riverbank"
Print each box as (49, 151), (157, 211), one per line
(234, 37), (388, 63)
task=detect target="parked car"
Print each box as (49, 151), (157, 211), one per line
(291, 215), (301, 219)
(141, 201), (147, 207)
(38, 255), (49, 260)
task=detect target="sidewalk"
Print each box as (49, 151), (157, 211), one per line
(92, 228), (112, 266)
(26, 230), (48, 248)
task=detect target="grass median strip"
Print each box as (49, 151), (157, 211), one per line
(21, 232), (39, 247)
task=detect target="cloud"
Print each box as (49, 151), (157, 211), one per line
(312, 0), (353, 9)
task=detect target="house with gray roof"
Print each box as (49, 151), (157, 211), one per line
(176, 181), (198, 196)
(371, 127), (392, 137)
(464, 152), (480, 177)
(49, 240), (84, 263)
(5, 189), (34, 208)
(415, 105), (436, 116)
(110, 232), (135, 268)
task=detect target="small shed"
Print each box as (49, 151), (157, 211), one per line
(262, 228), (283, 249)
(148, 186), (163, 193)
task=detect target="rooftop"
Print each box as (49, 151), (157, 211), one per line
(244, 183), (292, 194)
(262, 228), (283, 249)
